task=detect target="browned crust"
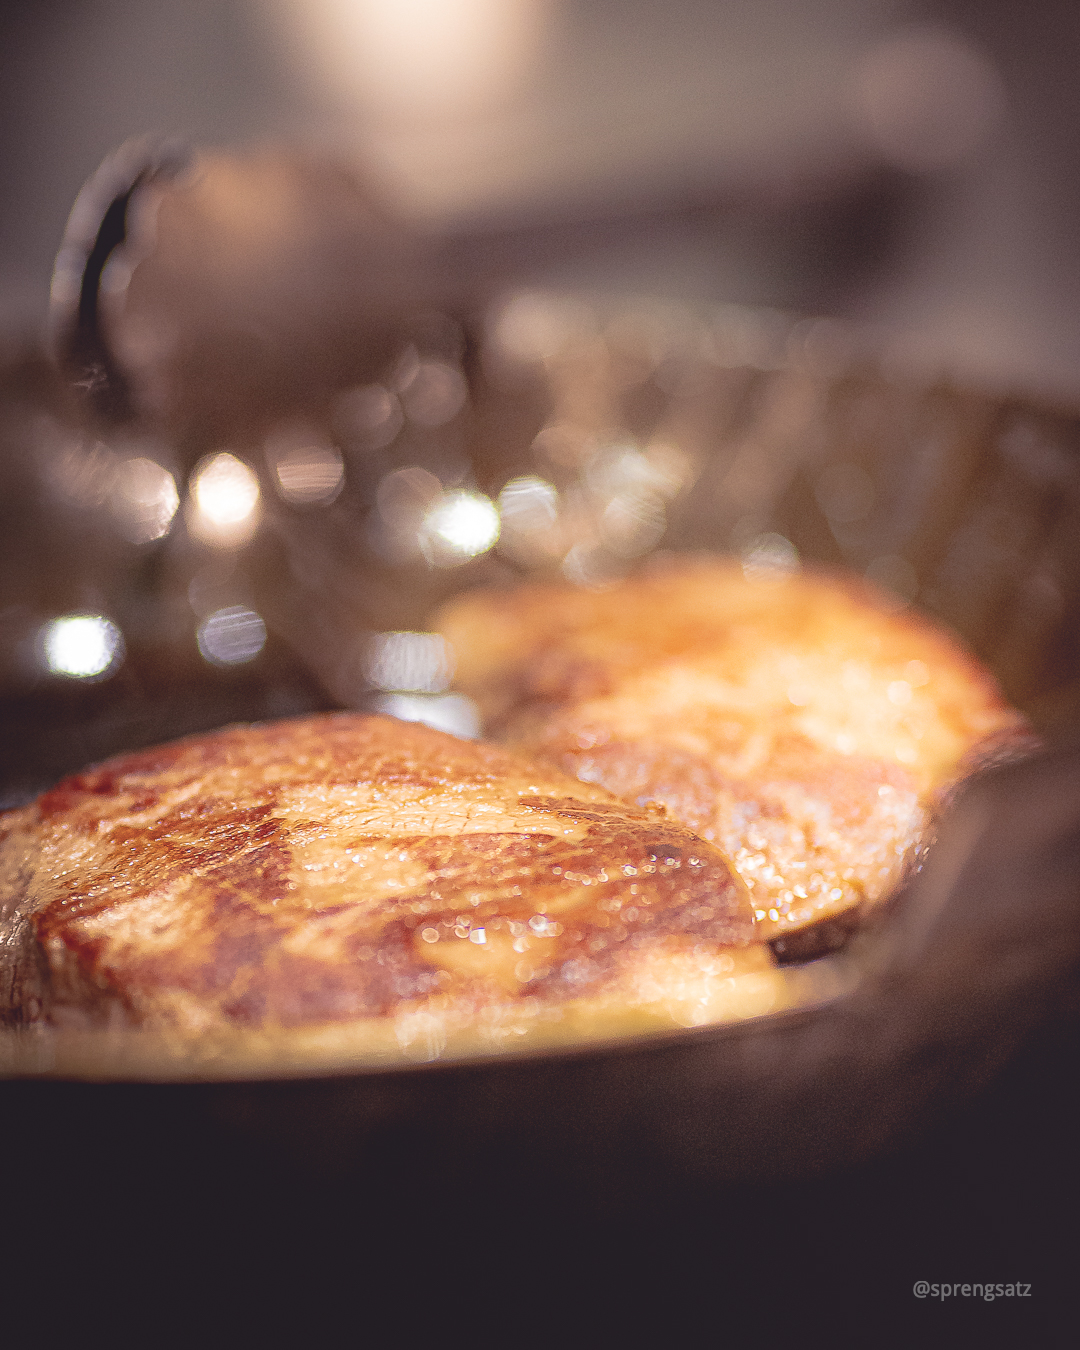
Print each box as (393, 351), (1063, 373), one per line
(1, 714), (764, 1036)
(536, 732), (927, 939)
(436, 560), (1027, 941)
(437, 560), (1011, 736)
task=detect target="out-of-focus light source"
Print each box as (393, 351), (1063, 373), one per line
(42, 614), (124, 680)
(420, 490), (500, 566)
(741, 533), (800, 582)
(496, 476), (561, 564)
(273, 0), (550, 123)
(197, 606), (267, 665)
(584, 443), (685, 501)
(850, 26), (1005, 173)
(365, 631), (453, 693)
(374, 692), (481, 739)
(266, 430), (344, 506)
(599, 492), (666, 558)
(584, 442), (687, 560)
(115, 457), (179, 542)
(498, 476), (558, 524)
(189, 452), (261, 546)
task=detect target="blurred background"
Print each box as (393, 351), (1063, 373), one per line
(4, 0), (1080, 396)
(3, 0), (1080, 801)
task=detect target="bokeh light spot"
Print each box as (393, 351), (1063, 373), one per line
(496, 475), (562, 563)
(740, 533), (800, 581)
(42, 614), (124, 679)
(374, 692), (481, 739)
(365, 631), (453, 693)
(197, 606), (267, 665)
(420, 490), (500, 565)
(269, 434), (344, 506)
(115, 457), (179, 542)
(190, 453), (261, 544)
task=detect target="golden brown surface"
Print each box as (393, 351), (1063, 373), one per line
(0, 713), (780, 1057)
(436, 560), (1025, 940)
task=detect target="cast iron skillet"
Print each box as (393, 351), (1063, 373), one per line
(3, 148), (1080, 1230)
(3, 737), (1078, 1186)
